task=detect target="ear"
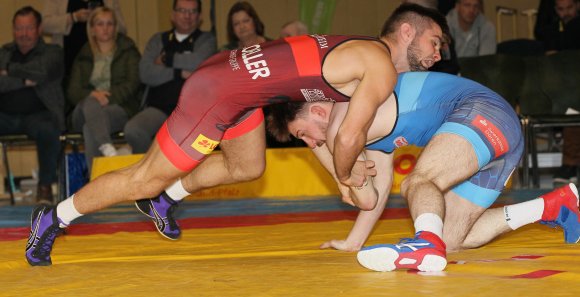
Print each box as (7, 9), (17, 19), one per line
(399, 23), (416, 45)
(310, 104), (327, 119)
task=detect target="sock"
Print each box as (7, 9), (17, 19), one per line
(56, 195), (83, 227)
(165, 179), (190, 202)
(504, 198), (544, 230)
(414, 213), (444, 239)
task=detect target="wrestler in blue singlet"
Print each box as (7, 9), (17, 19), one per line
(367, 72), (523, 208)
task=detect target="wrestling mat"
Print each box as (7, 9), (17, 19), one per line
(0, 190), (579, 297)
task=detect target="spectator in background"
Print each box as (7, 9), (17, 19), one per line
(219, 1), (272, 51)
(535, 0), (580, 54)
(402, 0), (459, 74)
(68, 7), (141, 171)
(553, 0), (580, 51)
(280, 20), (309, 37)
(42, 0), (126, 75)
(446, 0), (496, 57)
(124, 0), (216, 154)
(537, 0), (580, 184)
(0, 6), (65, 204)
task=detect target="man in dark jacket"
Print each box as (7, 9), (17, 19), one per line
(0, 6), (65, 204)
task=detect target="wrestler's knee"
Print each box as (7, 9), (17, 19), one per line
(400, 171), (433, 198)
(228, 155), (265, 182)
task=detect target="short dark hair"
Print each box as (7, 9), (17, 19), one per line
(173, 0), (202, 13)
(380, 3), (450, 43)
(265, 102), (308, 143)
(226, 1), (265, 44)
(13, 6), (42, 27)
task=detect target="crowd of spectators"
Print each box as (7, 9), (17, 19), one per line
(0, 0), (578, 204)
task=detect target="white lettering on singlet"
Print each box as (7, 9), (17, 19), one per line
(241, 44), (270, 80)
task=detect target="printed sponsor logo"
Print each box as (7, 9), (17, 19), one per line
(228, 49), (240, 71)
(471, 115), (509, 158)
(241, 44), (270, 79)
(311, 34), (329, 49)
(300, 88), (334, 102)
(393, 136), (409, 148)
(191, 134), (219, 155)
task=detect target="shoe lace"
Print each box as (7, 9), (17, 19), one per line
(35, 226), (63, 258)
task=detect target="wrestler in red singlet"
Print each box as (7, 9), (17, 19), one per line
(156, 35), (381, 171)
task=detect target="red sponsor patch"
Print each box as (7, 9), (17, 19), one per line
(471, 115), (509, 158)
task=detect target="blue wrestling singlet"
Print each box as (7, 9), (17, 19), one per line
(366, 72), (523, 208)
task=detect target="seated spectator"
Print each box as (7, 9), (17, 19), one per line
(219, 1), (272, 51)
(537, 0), (580, 184)
(124, 0), (216, 154)
(446, 0), (496, 57)
(67, 6), (141, 171)
(42, 0), (126, 75)
(0, 6), (64, 204)
(279, 20), (309, 37)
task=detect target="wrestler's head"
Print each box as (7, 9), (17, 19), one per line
(266, 102), (332, 149)
(380, 3), (450, 71)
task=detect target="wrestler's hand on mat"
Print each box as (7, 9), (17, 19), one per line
(320, 240), (360, 252)
(339, 160), (376, 188)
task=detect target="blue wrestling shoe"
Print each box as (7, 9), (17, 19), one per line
(25, 206), (65, 266)
(135, 192), (181, 240)
(540, 183), (580, 243)
(357, 231), (447, 272)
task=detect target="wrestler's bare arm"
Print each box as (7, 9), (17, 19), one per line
(311, 145), (377, 209)
(324, 102), (378, 210)
(320, 149), (394, 251)
(324, 41), (397, 187)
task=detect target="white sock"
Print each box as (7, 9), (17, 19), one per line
(165, 179), (190, 202)
(99, 143), (117, 157)
(504, 198), (544, 230)
(414, 213), (444, 238)
(56, 195), (83, 227)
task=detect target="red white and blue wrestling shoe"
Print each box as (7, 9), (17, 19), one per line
(357, 231), (447, 272)
(540, 183), (580, 243)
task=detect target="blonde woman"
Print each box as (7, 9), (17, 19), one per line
(42, 0), (127, 74)
(68, 7), (141, 170)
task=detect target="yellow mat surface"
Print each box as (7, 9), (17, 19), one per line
(3, 218), (580, 296)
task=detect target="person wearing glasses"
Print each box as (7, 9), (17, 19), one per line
(124, 0), (216, 154)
